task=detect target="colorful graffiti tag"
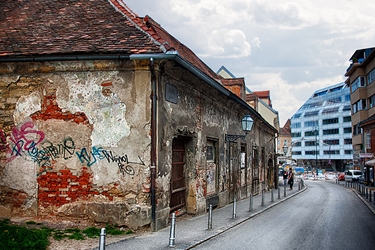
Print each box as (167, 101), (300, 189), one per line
(1, 121), (144, 176)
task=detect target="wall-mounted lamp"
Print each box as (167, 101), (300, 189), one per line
(225, 115), (254, 142)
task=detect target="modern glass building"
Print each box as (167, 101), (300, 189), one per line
(290, 82), (353, 172)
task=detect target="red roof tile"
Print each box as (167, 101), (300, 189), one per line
(0, 0), (222, 84)
(138, 15), (221, 81)
(0, 0), (163, 57)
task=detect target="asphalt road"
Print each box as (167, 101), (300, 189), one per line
(192, 180), (375, 250)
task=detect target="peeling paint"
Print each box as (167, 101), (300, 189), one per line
(56, 72), (130, 147)
(14, 92), (41, 125)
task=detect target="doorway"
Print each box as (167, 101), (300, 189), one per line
(170, 138), (186, 212)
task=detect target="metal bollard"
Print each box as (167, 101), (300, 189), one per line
(232, 198), (237, 219)
(284, 185), (286, 197)
(99, 228), (106, 250)
(249, 193), (253, 212)
(261, 190), (265, 206)
(208, 204), (212, 230)
(271, 189), (274, 202)
(278, 187), (280, 199)
(169, 213), (176, 247)
(366, 188), (368, 199)
(370, 190), (372, 202)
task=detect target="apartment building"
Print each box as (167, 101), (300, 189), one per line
(345, 47), (375, 184)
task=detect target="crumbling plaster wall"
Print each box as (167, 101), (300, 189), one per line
(155, 61), (253, 221)
(0, 60), (152, 229)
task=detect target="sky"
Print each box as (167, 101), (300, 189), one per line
(123, 0), (375, 126)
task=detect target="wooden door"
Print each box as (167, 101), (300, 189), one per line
(170, 138), (186, 212)
(229, 142), (239, 202)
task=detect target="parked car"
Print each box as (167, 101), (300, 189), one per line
(337, 172), (345, 181)
(344, 170), (362, 182)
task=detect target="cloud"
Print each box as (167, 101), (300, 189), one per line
(124, 0), (375, 125)
(251, 37), (262, 49)
(198, 29), (251, 58)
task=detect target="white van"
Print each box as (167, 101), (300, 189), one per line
(344, 170), (362, 182)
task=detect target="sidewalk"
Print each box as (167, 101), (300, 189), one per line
(96, 179), (306, 250)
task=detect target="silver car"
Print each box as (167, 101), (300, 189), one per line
(344, 170), (362, 182)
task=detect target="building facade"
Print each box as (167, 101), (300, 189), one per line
(277, 119), (292, 166)
(290, 82), (353, 173)
(345, 47), (375, 185)
(0, 0), (278, 231)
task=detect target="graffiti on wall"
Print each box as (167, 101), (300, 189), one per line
(0, 121), (145, 176)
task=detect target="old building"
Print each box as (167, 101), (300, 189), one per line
(277, 119), (292, 166)
(0, 0), (277, 231)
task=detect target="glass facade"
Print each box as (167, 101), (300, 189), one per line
(290, 82), (353, 172)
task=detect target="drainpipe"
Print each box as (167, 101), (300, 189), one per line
(149, 58), (157, 231)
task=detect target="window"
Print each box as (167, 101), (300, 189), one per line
(304, 120), (318, 127)
(352, 103), (357, 113)
(304, 111), (319, 117)
(345, 150), (353, 154)
(305, 141), (317, 146)
(326, 97), (342, 104)
(305, 130), (318, 137)
(344, 138), (352, 145)
(292, 142), (301, 147)
(322, 107), (339, 114)
(367, 68), (375, 85)
(344, 94), (351, 102)
(314, 91), (327, 97)
(291, 122), (301, 129)
(343, 116), (351, 122)
(324, 139), (339, 145)
(322, 118), (338, 125)
(292, 151), (301, 155)
(352, 99), (367, 113)
(323, 129), (339, 135)
(291, 132), (301, 137)
(206, 140), (216, 161)
(353, 124), (362, 136)
(305, 150), (318, 155)
(330, 85), (344, 93)
(351, 76), (366, 92)
(293, 113), (302, 119)
(324, 150), (340, 155)
(361, 99), (367, 110)
(344, 127), (352, 133)
(342, 105), (351, 112)
(370, 94), (375, 108)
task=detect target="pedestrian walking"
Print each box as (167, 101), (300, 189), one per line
(283, 170), (288, 186)
(288, 168), (294, 190)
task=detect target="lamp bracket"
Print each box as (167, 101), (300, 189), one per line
(225, 134), (246, 142)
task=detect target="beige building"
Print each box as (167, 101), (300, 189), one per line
(217, 66), (280, 131)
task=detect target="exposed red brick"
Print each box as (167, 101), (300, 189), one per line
(37, 167), (120, 208)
